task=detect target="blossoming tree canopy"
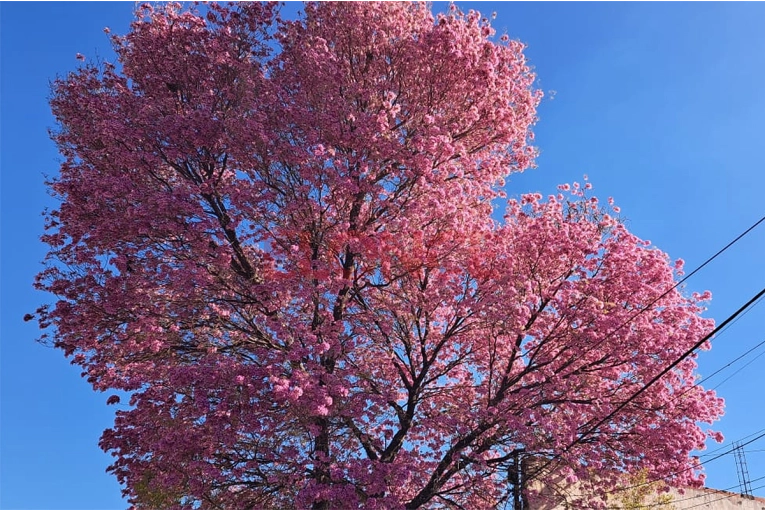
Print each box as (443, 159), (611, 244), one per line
(37, 2), (723, 509)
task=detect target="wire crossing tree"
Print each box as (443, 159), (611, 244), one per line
(36, 3), (724, 508)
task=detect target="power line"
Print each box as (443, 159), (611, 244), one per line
(517, 215), (765, 500)
(710, 348), (765, 392)
(512, 215), (765, 501)
(593, 431), (765, 508)
(527, 285), (765, 485)
(662, 295), (765, 405)
(593, 332), (765, 496)
(669, 336), (765, 406)
(593, 430), (765, 509)
(711, 291), (764, 333)
(582, 285), (764, 451)
(680, 480), (765, 510)
(698, 333), (765, 389)
(700, 427), (765, 458)
(539, 214), (765, 443)
(595, 428), (765, 500)
(697, 430), (765, 467)
(520, 429), (765, 508)
(671, 215), (765, 289)
(602, 473), (765, 509)
(575, 214), (765, 366)
(654, 296), (765, 408)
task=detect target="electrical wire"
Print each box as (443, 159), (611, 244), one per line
(681, 480), (765, 510)
(655, 296), (765, 407)
(575, 214), (765, 368)
(498, 218), (765, 506)
(526, 285), (765, 485)
(583, 427), (765, 502)
(696, 430), (765, 466)
(567, 433), (765, 508)
(709, 348), (765, 392)
(698, 332), (765, 389)
(537, 295), (765, 502)
(602, 473), (765, 509)
(700, 427), (765, 458)
(626, 301), (765, 487)
(590, 338), (765, 496)
(543, 214), (765, 448)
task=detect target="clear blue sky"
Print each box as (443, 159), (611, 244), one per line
(2, 2), (765, 509)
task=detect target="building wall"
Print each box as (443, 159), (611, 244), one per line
(526, 484), (765, 510)
(518, 457), (764, 509)
(665, 487), (765, 510)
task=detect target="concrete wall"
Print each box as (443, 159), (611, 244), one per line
(526, 485), (765, 509)
(518, 457), (764, 509)
(666, 487), (765, 510)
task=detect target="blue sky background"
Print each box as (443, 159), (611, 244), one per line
(2, 2), (765, 509)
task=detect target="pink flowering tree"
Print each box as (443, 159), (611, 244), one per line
(36, 3), (723, 509)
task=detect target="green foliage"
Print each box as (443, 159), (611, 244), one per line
(616, 470), (675, 510)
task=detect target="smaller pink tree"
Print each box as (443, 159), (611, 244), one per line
(36, 3), (723, 509)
